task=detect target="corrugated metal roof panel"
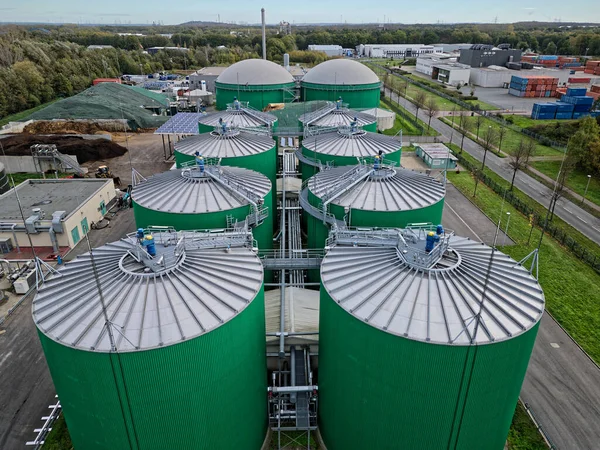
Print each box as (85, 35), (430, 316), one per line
(321, 236), (544, 345)
(132, 166), (271, 214)
(299, 107), (376, 128)
(199, 109), (277, 128)
(174, 130), (275, 158)
(309, 166), (444, 211)
(302, 130), (401, 157)
(33, 240), (263, 352)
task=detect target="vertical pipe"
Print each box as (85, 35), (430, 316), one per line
(261, 8), (267, 60)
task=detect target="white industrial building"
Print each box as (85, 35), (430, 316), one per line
(416, 54), (471, 86)
(469, 66), (572, 88)
(0, 179), (116, 254)
(357, 44), (443, 59)
(308, 45), (344, 57)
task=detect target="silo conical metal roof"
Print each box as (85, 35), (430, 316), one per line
(175, 129), (275, 158)
(216, 59), (294, 85)
(302, 129), (401, 157)
(199, 108), (277, 129)
(302, 59), (380, 85)
(309, 166), (444, 211)
(132, 166), (271, 214)
(321, 232), (544, 345)
(299, 104), (376, 128)
(32, 231), (263, 352)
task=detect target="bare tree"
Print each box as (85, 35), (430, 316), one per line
(473, 126), (498, 196)
(424, 97), (439, 133)
(497, 126), (508, 156)
(509, 138), (535, 190)
(398, 78), (409, 107)
(457, 114), (472, 153)
(474, 114), (485, 139)
(549, 154), (576, 221)
(413, 91), (428, 124)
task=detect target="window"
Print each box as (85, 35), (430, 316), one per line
(433, 159), (442, 166)
(71, 226), (81, 245)
(81, 217), (89, 235)
(100, 200), (106, 215)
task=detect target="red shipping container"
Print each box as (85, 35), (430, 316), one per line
(92, 78), (121, 86)
(587, 92), (600, 101)
(591, 85), (600, 93)
(569, 77), (592, 83)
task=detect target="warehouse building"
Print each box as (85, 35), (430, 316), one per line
(458, 44), (522, 68)
(0, 179), (115, 254)
(470, 66), (571, 88)
(357, 44), (442, 59)
(307, 45), (344, 57)
(416, 54), (471, 86)
(189, 67), (228, 93)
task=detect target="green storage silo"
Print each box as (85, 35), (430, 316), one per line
(299, 129), (401, 181)
(298, 103), (377, 133)
(132, 165), (273, 251)
(303, 164), (445, 249)
(215, 59), (296, 111)
(319, 232), (545, 450)
(301, 59), (381, 109)
(173, 129), (277, 205)
(33, 232), (267, 450)
(198, 106), (278, 134)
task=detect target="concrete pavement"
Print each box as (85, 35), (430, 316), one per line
(384, 85), (600, 246)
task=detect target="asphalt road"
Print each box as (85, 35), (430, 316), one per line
(384, 85), (600, 246)
(521, 314), (600, 450)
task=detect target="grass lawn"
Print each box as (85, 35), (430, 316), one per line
(0, 99), (60, 127)
(40, 414), (73, 450)
(503, 114), (578, 129)
(448, 154), (600, 364)
(445, 116), (562, 157)
(531, 160), (600, 208)
(6, 172), (68, 188)
(379, 99), (437, 136)
(465, 99), (501, 111)
(507, 401), (548, 450)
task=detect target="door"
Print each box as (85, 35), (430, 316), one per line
(100, 200), (107, 215)
(81, 217), (89, 235)
(71, 226), (81, 245)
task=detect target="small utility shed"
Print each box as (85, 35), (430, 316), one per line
(414, 143), (458, 169)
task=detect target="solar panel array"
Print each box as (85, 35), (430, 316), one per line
(155, 113), (206, 135)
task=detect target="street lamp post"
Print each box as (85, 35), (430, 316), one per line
(503, 212), (511, 247)
(582, 174), (592, 205)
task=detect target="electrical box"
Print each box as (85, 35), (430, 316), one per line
(13, 269), (37, 294)
(0, 237), (13, 254)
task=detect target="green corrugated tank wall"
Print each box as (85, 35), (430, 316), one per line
(215, 83), (296, 111)
(305, 189), (444, 249)
(38, 287), (267, 450)
(175, 145), (277, 190)
(318, 290), (540, 450)
(133, 190), (274, 251)
(300, 146), (401, 181)
(301, 82), (381, 109)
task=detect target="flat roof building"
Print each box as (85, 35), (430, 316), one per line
(416, 54), (471, 86)
(357, 44), (443, 59)
(414, 143), (458, 169)
(458, 45), (522, 68)
(308, 45), (344, 57)
(0, 179), (116, 256)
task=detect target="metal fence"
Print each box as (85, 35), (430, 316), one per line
(455, 151), (600, 274)
(380, 91), (426, 135)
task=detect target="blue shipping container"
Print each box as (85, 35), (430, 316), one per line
(572, 112), (588, 119)
(573, 96), (594, 104)
(556, 112), (574, 120)
(555, 102), (575, 112)
(509, 88), (525, 97)
(566, 88), (587, 96)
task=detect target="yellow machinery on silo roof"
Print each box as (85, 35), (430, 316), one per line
(318, 226), (545, 450)
(33, 228), (267, 450)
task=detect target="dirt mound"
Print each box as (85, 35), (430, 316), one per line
(0, 134), (127, 164)
(23, 120), (128, 135)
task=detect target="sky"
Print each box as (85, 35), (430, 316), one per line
(0, 0), (598, 25)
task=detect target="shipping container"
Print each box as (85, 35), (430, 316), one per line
(555, 112), (574, 120)
(566, 88), (587, 96)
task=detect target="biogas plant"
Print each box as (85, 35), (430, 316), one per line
(32, 57), (545, 450)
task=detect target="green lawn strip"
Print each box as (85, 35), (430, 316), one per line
(379, 98), (437, 136)
(465, 99), (501, 111)
(0, 99), (61, 127)
(41, 414), (73, 450)
(449, 144), (600, 259)
(441, 116), (560, 157)
(448, 170), (600, 364)
(530, 160), (600, 209)
(504, 114), (578, 129)
(506, 401), (549, 450)
(7, 172), (69, 188)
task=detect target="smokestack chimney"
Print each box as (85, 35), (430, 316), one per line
(283, 53), (290, 70)
(261, 8), (266, 60)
